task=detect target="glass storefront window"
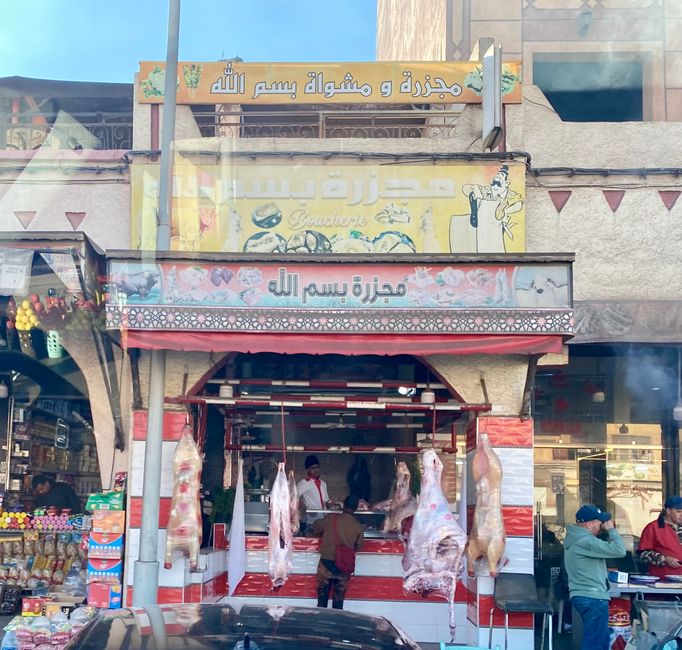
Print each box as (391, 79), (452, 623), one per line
(533, 347), (678, 551)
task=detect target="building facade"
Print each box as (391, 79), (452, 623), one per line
(0, 3), (681, 644)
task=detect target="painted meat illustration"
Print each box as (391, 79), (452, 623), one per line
(164, 425), (203, 570)
(403, 449), (466, 640)
(382, 462), (417, 540)
(268, 463), (293, 588)
(113, 269), (159, 298)
(288, 470), (300, 535)
(466, 432), (506, 576)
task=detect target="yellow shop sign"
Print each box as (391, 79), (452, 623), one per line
(138, 60), (522, 105)
(131, 160), (526, 254)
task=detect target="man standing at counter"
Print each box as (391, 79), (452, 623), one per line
(639, 495), (682, 577)
(297, 455), (330, 511)
(313, 494), (364, 610)
(564, 504), (625, 650)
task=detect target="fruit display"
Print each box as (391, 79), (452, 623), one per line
(35, 293), (69, 330)
(64, 297), (106, 332)
(8, 297), (40, 332)
(5, 291), (106, 335)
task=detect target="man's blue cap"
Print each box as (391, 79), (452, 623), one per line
(664, 496), (682, 509)
(576, 504), (612, 523)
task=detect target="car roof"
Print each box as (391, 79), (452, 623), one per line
(67, 602), (421, 649)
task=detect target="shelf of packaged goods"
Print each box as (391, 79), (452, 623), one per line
(30, 467), (98, 475)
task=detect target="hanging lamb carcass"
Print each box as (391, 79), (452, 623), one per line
(164, 425), (203, 570)
(382, 461), (417, 541)
(403, 449), (466, 640)
(466, 432), (507, 576)
(268, 463), (294, 588)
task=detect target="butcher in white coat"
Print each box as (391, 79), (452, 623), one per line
(297, 454), (330, 511)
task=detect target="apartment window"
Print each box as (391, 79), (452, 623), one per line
(533, 58), (643, 122)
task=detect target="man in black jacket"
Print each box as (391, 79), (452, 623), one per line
(32, 475), (81, 513)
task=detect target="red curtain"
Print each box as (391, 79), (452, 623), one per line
(125, 330), (564, 356)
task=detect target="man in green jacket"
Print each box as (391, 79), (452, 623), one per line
(564, 504), (626, 650)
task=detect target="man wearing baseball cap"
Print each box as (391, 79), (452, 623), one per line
(564, 504), (626, 650)
(638, 495), (682, 577)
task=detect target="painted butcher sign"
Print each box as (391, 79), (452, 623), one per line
(130, 161), (526, 255)
(450, 164), (523, 253)
(107, 262), (571, 311)
(106, 260), (574, 335)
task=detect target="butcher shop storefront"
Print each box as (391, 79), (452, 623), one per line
(106, 251), (574, 647)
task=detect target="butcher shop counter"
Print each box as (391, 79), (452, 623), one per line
(303, 508), (391, 538)
(245, 505), (392, 537)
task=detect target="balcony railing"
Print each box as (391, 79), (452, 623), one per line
(192, 108), (463, 139)
(0, 112), (133, 150)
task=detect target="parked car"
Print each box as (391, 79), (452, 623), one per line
(65, 602), (422, 649)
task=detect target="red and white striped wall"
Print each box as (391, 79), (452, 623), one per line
(124, 411), (538, 646)
(220, 536), (469, 644)
(465, 416), (535, 649)
(126, 410), (228, 606)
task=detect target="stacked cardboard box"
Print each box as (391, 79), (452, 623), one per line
(86, 509), (125, 609)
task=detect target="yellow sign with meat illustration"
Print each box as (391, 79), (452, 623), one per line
(130, 159), (526, 254)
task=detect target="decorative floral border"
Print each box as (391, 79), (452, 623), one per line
(106, 306), (574, 335)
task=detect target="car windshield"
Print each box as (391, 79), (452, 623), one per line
(68, 605), (420, 650)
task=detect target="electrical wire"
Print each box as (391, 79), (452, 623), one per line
(125, 148), (532, 166)
(521, 94), (558, 112)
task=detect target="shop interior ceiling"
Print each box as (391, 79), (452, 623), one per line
(201, 353), (465, 445)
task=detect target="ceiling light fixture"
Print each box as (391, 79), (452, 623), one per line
(420, 371), (435, 404)
(420, 388), (436, 404)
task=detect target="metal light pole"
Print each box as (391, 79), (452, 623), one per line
(133, 0), (180, 606)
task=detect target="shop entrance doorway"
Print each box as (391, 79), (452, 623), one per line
(185, 351), (472, 544)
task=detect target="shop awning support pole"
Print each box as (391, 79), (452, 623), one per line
(133, 0), (180, 607)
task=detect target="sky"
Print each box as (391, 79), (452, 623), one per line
(0, 0), (377, 83)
